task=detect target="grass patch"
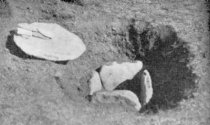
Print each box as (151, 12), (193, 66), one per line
(0, 0), (11, 17)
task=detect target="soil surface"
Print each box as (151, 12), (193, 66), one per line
(0, 0), (209, 125)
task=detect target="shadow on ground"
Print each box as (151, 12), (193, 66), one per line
(6, 30), (68, 65)
(61, 0), (84, 6)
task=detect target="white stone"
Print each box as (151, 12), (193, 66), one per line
(99, 61), (143, 91)
(92, 90), (141, 111)
(17, 28), (32, 38)
(14, 22), (86, 61)
(140, 69), (153, 105)
(37, 27), (53, 39)
(88, 71), (103, 95)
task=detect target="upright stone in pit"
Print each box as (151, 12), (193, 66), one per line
(140, 69), (153, 105)
(88, 71), (103, 96)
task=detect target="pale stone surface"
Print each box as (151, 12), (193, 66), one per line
(88, 71), (103, 95)
(88, 61), (153, 110)
(14, 22), (86, 61)
(140, 69), (153, 105)
(99, 61), (143, 91)
(92, 90), (141, 111)
(17, 28), (32, 37)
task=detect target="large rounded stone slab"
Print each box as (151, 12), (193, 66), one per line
(14, 22), (86, 61)
(99, 61), (143, 91)
(92, 90), (141, 111)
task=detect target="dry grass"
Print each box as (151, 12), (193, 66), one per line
(0, 0), (209, 125)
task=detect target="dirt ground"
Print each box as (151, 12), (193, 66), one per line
(0, 0), (209, 125)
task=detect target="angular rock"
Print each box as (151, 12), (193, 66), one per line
(14, 22), (86, 61)
(140, 69), (153, 105)
(99, 61), (143, 91)
(92, 90), (141, 111)
(88, 71), (103, 95)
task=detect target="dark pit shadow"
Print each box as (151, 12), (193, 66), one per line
(123, 23), (197, 113)
(6, 30), (69, 65)
(142, 40), (197, 113)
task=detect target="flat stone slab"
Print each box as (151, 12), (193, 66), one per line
(14, 22), (86, 61)
(91, 90), (141, 111)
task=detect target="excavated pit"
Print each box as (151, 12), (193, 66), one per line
(112, 19), (197, 113)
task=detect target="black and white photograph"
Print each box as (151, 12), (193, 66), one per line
(0, 0), (209, 125)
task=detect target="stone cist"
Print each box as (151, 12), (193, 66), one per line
(88, 61), (153, 111)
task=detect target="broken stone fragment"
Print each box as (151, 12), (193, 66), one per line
(92, 90), (141, 111)
(88, 71), (103, 96)
(14, 22), (86, 61)
(99, 61), (143, 91)
(140, 69), (153, 105)
(17, 28), (32, 38)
